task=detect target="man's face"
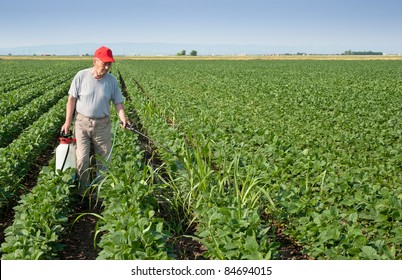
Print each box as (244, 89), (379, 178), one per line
(93, 58), (112, 78)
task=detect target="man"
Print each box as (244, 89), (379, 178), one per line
(61, 46), (127, 189)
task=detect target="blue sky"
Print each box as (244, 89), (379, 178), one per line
(1, 0), (402, 53)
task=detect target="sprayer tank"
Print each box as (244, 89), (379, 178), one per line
(55, 137), (76, 171)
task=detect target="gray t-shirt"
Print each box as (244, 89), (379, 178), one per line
(68, 68), (124, 118)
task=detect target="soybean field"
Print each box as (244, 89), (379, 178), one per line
(0, 58), (401, 260)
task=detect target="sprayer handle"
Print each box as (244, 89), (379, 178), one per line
(60, 130), (73, 138)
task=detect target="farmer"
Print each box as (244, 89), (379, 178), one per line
(61, 46), (127, 191)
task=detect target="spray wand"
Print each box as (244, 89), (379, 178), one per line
(121, 121), (176, 156)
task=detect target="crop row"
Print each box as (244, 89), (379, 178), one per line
(1, 164), (76, 259)
(0, 80), (71, 148)
(0, 60), (87, 94)
(90, 83), (174, 259)
(0, 96), (67, 210)
(0, 71), (72, 117)
(0, 60), (55, 94)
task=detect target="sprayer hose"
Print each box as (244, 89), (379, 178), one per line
(61, 143), (70, 171)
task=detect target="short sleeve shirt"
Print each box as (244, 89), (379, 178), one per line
(68, 68), (124, 119)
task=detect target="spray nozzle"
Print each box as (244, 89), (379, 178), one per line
(120, 121), (136, 131)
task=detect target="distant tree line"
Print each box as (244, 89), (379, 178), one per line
(177, 50), (197, 56)
(342, 50), (383, 55)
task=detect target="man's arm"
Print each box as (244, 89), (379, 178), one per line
(115, 103), (127, 128)
(61, 95), (77, 134)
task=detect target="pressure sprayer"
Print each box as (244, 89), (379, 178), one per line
(55, 131), (76, 171)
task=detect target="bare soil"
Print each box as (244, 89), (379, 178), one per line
(57, 197), (102, 260)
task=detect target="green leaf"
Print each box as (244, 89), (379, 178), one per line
(359, 246), (381, 260)
(244, 235), (259, 252)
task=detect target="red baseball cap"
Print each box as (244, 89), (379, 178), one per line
(94, 46), (115, 63)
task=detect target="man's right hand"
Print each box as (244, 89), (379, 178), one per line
(61, 123), (70, 135)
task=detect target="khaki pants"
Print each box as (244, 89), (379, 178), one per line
(75, 113), (111, 187)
